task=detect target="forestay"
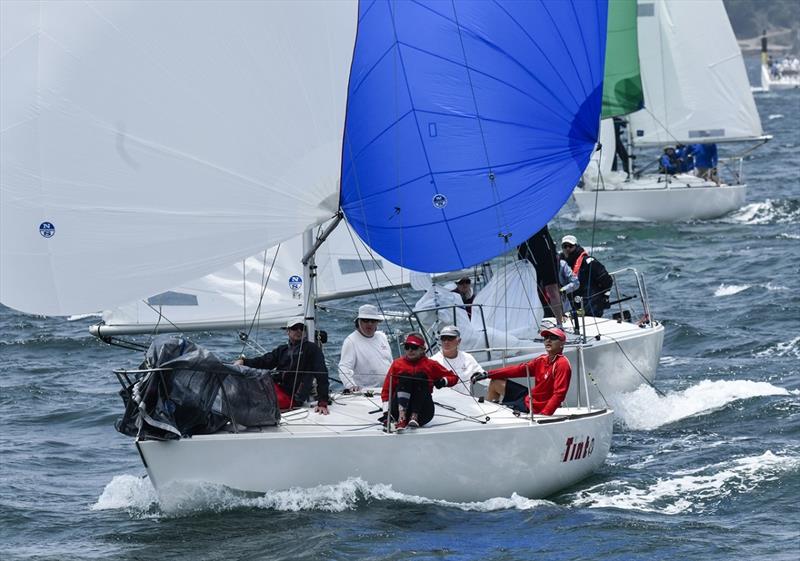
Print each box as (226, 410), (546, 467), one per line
(340, 1), (607, 273)
(0, 1), (357, 315)
(628, 0), (763, 145)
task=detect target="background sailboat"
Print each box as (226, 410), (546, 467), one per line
(573, 0), (770, 222)
(758, 30), (800, 91)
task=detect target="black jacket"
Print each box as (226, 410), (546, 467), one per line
(243, 340), (329, 405)
(561, 245), (613, 316)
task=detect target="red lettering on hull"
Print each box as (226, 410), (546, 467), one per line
(562, 435), (595, 462)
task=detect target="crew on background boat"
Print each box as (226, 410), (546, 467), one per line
(658, 146), (680, 175)
(559, 235), (614, 318)
(379, 332), (458, 429)
(430, 325), (485, 396)
(675, 143), (695, 172)
(471, 327), (571, 416)
(235, 316), (330, 415)
(517, 225), (563, 325)
(337, 304), (393, 392)
(692, 143), (719, 184)
(611, 117), (631, 174)
(451, 276), (475, 318)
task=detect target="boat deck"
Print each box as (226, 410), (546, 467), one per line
(199, 390), (604, 440)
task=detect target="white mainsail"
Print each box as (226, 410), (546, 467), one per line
(628, 0), (764, 146)
(1, 1), (356, 316)
(100, 220), (418, 333)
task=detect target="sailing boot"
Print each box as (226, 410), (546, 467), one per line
(395, 405), (408, 430)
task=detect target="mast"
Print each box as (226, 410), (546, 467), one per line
(301, 213), (344, 343)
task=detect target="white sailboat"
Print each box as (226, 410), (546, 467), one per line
(93, 218), (663, 409)
(1, 0), (616, 500)
(572, 0), (769, 222)
(758, 31), (800, 91)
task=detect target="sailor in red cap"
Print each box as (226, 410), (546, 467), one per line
(379, 332), (459, 430)
(471, 327), (571, 416)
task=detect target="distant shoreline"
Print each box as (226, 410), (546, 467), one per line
(737, 27), (798, 54)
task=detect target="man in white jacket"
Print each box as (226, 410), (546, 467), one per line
(338, 304), (394, 391)
(430, 325), (484, 396)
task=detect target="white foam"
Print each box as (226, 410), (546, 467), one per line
(721, 199), (800, 225)
(67, 312), (102, 321)
(91, 474), (159, 513)
(755, 335), (800, 358)
(659, 355), (692, 366)
(764, 282), (789, 291)
(614, 380), (790, 430)
(713, 283), (750, 297)
(92, 475), (550, 517)
(567, 451), (800, 514)
(768, 114), (784, 120)
(780, 232), (800, 240)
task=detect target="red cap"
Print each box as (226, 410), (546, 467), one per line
(540, 327), (566, 342)
(404, 334), (425, 348)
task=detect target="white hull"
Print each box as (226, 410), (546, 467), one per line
(138, 391), (613, 501)
(761, 65), (800, 90)
(476, 318), (664, 407)
(573, 174), (745, 221)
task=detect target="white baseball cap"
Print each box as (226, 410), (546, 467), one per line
(440, 325), (461, 338)
(284, 317), (305, 329)
(357, 304), (384, 321)
(561, 235), (578, 246)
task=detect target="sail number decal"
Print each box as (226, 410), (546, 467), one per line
(562, 436), (594, 462)
(39, 222), (55, 238)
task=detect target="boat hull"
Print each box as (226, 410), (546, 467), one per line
(572, 180), (746, 222)
(478, 320), (664, 407)
(138, 406), (613, 502)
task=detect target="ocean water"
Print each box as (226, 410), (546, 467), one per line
(1, 84), (799, 560)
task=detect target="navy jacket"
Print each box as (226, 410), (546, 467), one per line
(243, 340), (329, 405)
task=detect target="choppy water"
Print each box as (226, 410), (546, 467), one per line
(1, 68), (799, 560)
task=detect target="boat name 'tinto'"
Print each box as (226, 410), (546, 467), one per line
(562, 436), (595, 462)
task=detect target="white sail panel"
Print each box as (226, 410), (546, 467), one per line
(628, 0), (763, 145)
(0, 1), (356, 316)
(101, 223), (413, 332)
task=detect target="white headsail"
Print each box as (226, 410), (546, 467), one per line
(1, 1), (357, 316)
(628, 0), (764, 145)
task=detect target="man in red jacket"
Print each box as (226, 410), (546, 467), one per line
(471, 328), (571, 416)
(380, 333), (459, 429)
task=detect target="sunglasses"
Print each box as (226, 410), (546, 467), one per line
(440, 335), (457, 341)
(288, 325), (305, 331)
(562, 243), (575, 249)
(359, 318), (380, 324)
(543, 335), (562, 341)
(404, 343), (422, 351)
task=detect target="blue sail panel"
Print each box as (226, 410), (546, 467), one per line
(341, 0), (608, 272)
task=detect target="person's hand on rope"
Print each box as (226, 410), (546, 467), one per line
(470, 371), (489, 384)
(434, 378), (448, 389)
